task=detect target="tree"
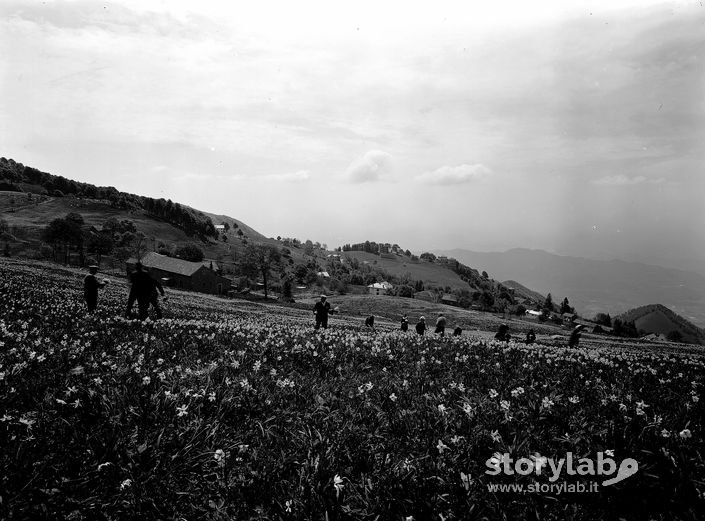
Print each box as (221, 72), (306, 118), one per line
(560, 297), (573, 315)
(241, 244), (282, 299)
(396, 285), (415, 298)
(174, 244), (205, 262)
(594, 313), (612, 327)
(543, 293), (555, 313)
(87, 231), (114, 266)
(666, 330), (684, 343)
(280, 275), (293, 301)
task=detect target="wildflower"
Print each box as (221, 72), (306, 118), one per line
(285, 500), (293, 513)
(500, 400), (510, 411)
(437, 404), (447, 414)
(142, 376), (151, 385)
(214, 449), (225, 464)
(389, 393), (397, 402)
(333, 474), (344, 498)
(541, 397), (554, 410)
(120, 479), (132, 490)
(176, 404), (188, 417)
(489, 389), (499, 398)
(568, 396), (580, 404)
(208, 392), (216, 402)
(679, 429), (693, 440)
(253, 361), (261, 372)
(510, 387), (524, 398)
(461, 403), (474, 417)
(437, 439), (449, 454)
(460, 471), (473, 490)
(661, 429), (670, 438)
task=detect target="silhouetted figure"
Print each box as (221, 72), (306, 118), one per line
(400, 314), (409, 332)
(365, 315), (375, 329)
(126, 263), (161, 320)
(83, 265), (105, 313)
(415, 316), (426, 335)
(149, 273), (166, 319)
(313, 295), (331, 330)
(568, 325), (584, 348)
(525, 329), (536, 345)
(453, 326), (463, 337)
(435, 315), (447, 336)
(494, 324), (510, 342)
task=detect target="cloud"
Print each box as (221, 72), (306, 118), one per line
(417, 164), (493, 185)
(265, 170), (310, 182)
(592, 175), (665, 186)
(344, 150), (392, 183)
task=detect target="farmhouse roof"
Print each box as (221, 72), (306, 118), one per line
(368, 281), (393, 289)
(127, 252), (206, 277)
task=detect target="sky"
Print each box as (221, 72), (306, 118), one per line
(1, 0), (704, 270)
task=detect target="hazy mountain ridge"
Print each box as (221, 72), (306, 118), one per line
(437, 248), (705, 328)
(617, 304), (705, 345)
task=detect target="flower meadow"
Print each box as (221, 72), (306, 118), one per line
(1, 258), (704, 520)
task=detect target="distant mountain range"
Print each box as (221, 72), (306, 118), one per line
(436, 248), (705, 328)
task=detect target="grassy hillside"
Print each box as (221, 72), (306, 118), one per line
(339, 251), (469, 290)
(617, 304), (705, 345)
(502, 279), (546, 304)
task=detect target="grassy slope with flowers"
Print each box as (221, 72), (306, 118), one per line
(1, 258), (704, 521)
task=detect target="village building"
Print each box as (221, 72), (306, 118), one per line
(126, 252), (231, 295)
(441, 293), (459, 306)
(368, 281), (394, 295)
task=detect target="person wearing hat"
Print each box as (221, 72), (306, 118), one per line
(313, 294), (331, 330)
(415, 316), (426, 335)
(83, 265), (105, 313)
(568, 324), (584, 348)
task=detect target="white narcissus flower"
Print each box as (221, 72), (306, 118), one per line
(679, 429), (693, 439)
(333, 474), (344, 498)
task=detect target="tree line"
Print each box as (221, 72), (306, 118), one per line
(0, 157), (217, 239)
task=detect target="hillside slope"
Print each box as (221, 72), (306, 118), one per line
(438, 248), (705, 328)
(617, 304), (705, 345)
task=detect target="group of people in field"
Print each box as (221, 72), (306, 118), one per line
(83, 263), (165, 320)
(312, 294), (585, 347)
(85, 274), (585, 347)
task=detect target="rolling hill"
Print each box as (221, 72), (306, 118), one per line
(438, 248), (705, 329)
(616, 304), (705, 345)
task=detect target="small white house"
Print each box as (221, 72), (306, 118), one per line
(214, 224), (226, 231)
(368, 281), (393, 295)
(317, 271), (330, 278)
